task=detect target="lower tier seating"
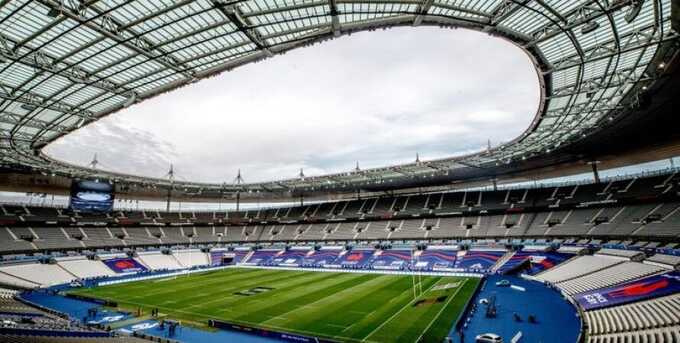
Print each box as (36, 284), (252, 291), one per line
(0, 335), (150, 343)
(536, 255), (624, 283)
(173, 250), (209, 267)
(0, 263), (75, 286)
(585, 294), (680, 336)
(586, 326), (680, 343)
(135, 252), (183, 270)
(56, 258), (116, 279)
(556, 262), (667, 295)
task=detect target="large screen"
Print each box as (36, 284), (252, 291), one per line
(69, 180), (115, 213)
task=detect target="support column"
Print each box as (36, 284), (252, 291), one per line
(589, 161), (601, 184)
(236, 192), (240, 212)
(165, 187), (172, 212)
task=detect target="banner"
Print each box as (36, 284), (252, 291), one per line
(103, 258), (148, 274)
(525, 252), (573, 275)
(575, 271), (680, 310)
(210, 319), (339, 343)
(210, 251), (224, 266)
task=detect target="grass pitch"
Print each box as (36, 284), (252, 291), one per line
(70, 268), (479, 342)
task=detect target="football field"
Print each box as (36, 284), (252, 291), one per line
(70, 268), (480, 342)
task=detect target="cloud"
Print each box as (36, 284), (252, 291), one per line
(46, 27), (539, 183)
(45, 118), (178, 178)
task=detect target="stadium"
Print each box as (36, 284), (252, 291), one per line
(0, 0), (679, 342)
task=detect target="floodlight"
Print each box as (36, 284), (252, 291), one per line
(625, 0), (644, 23)
(46, 7), (61, 18)
(21, 104), (37, 111)
(581, 21), (599, 34)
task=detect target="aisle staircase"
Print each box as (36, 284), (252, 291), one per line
(491, 251), (516, 273)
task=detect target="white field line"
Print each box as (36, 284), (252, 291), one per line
(415, 279), (467, 342)
(114, 298), (359, 342)
(261, 273), (381, 325)
(362, 277), (443, 342)
(124, 272), (257, 299)
(125, 269), (305, 302)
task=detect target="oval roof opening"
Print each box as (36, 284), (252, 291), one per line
(46, 27), (540, 183)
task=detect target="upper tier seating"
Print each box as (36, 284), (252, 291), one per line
(192, 226), (215, 243)
(122, 227), (161, 245)
(31, 227), (82, 250)
(0, 227), (35, 252)
(80, 227), (122, 247)
(636, 202), (680, 237)
(160, 227), (190, 244)
(2, 173), (680, 253)
(0, 173), (673, 224)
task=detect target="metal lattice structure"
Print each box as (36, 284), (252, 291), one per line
(0, 0), (678, 196)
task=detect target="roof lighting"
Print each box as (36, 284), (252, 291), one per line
(47, 7), (61, 18)
(625, 0), (644, 23)
(20, 104), (37, 111)
(581, 21), (600, 34)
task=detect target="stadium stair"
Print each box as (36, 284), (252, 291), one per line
(0, 270), (41, 288)
(491, 251), (516, 273)
(170, 253), (186, 268)
(533, 254), (580, 277)
(241, 250), (255, 264)
(55, 264), (79, 280)
(132, 258), (152, 270)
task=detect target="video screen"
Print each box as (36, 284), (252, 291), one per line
(69, 180), (115, 213)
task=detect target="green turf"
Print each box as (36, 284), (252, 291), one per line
(69, 268), (480, 342)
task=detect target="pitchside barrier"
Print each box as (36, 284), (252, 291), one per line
(96, 265), (232, 286)
(236, 264), (485, 278)
(454, 276), (486, 333)
(209, 319), (340, 343)
(91, 263), (483, 288)
(66, 293), (118, 307)
(0, 327), (112, 339)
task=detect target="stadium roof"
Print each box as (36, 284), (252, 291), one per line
(0, 0), (678, 199)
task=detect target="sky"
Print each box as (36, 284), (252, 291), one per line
(45, 27), (541, 184)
